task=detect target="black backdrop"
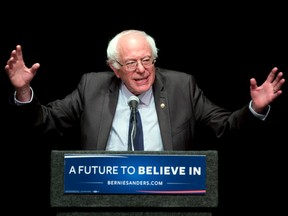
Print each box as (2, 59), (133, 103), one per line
(1, 3), (288, 215)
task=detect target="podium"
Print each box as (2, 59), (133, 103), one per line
(50, 150), (218, 215)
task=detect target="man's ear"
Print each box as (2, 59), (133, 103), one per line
(109, 64), (121, 78)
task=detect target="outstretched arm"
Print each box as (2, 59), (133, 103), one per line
(4, 45), (40, 102)
(250, 67), (285, 113)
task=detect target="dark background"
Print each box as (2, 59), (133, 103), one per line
(1, 2), (287, 215)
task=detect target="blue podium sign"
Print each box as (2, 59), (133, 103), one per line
(64, 154), (206, 195)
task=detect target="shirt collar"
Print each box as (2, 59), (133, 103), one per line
(121, 82), (152, 108)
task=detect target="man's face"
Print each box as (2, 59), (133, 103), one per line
(111, 34), (156, 95)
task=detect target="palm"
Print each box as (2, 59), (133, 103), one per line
(8, 62), (34, 88)
(5, 45), (39, 89)
(250, 67), (285, 111)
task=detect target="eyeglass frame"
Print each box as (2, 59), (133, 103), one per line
(115, 57), (156, 72)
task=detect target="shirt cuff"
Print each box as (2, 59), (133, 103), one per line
(249, 100), (270, 121)
(14, 87), (34, 105)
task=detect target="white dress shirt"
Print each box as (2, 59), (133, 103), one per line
(105, 83), (164, 151)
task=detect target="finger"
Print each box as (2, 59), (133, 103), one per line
(250, 78), (257, 90)
(15, 45), (23, 61)
(4, 64), (9, 72)
(266, 67), (278, 83)
(272, 72), (281, 86)
(274, 89), (283, 96)
(6, 57), (15, 70)
(273, 78), (286, 94)
(31, 63), (40, 75)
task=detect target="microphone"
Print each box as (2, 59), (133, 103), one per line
(128, 96), (140, 151)
(128, 95), (140, 116)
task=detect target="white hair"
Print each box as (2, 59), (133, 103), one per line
(106, 30), (158, 69)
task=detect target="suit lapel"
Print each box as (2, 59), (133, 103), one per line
(154, 72), (173, 150)
(96, 78), (120, 150)
(96, 71), (173, 150)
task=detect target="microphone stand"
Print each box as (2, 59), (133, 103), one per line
(129, 108), (137, 151)
(128, 96), (139, 151)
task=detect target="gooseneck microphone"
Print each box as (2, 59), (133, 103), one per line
(128, 96), (140, 151)
(128, 95), (140, 116)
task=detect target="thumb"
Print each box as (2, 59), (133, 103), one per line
(250, 78), (257, 91)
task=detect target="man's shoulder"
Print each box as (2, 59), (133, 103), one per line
(156, 67), (193, 77)
(78, 71), (119, 90)
(80, 71), (117, 83)
(84, 71), (115, 79)
(156, 67), (194, 82)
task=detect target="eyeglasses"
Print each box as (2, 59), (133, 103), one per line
(116, 57), (156, 72)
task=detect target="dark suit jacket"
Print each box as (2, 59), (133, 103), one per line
(14, 67), (263, 150)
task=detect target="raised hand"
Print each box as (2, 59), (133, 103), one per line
(5, 45), (40, 101)
(250, 67), (285, 113)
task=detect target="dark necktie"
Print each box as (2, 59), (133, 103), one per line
(128, 110), (144, 151)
